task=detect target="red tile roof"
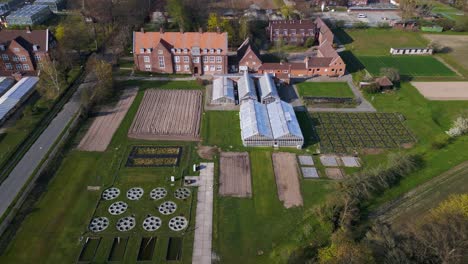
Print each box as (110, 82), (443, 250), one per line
(133, 31), (228, 54)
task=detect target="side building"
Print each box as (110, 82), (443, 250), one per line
(0, 28), (54, 76)
(0, 76), (38, 125)
(5, 4), (52, 26)
(211, 76), (235, 104)
(34, 0), (66, 13)
(267, 20), (316, 45)
(237, 38), (262, 72)
(133, 29), (228, 75)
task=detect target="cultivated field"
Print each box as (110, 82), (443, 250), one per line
(128, 89), (202, 141)
(358, 56), (456, 77)
(78, 87), (137, 151)
(219, 152), (252, 197)
(423, 34), (468, 71)
(296, 82), (354, 98)
(272, 152), (303, 208)
(412, 82), (468, 100)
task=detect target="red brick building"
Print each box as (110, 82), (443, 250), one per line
(133, 29), (228, 75)
(0, 28), (53, 76)
(267, 20), (316, 45)
(237, 38), (262, 72)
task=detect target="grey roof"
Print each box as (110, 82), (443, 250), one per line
(237, 71), (257, 100)
(258, 73), (279, 101)
(0, 3), (9, 16)
(0, 77), (15, 97)
(34, 0), (63, 3)
(266, 100), (303, 140)
(212, 77), (235, 101)
(7, 4), (49, 17)
(240, 100), (273, 140)
(0, 77), (38, 121)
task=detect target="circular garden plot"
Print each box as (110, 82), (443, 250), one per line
(150, 187), (167, 200)
(142, 215), (162, 231)
(168, 216), (188, 232)
(174, 187), (191, 200)
(126, 187), (144, 200)
(158, 201), (177, 215)
(116, 216), (136, 232)
(102, 187), (120, 200)
(89, 217), (109, 233)
(108, 201), (128, 215)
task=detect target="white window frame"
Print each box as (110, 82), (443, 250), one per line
(193, 57), (200, 63)
(158, 49), (163, 55)
(34, 55), (41, 61)
(23, 64), (30, 70)
(216, 65), (222, 72)
(16, 64), (22, 70)
(143, 56), (150, 63)
(216, 56), (222, 63)
(209, 56), (215, 63)
(184, 65), (190, 71)
(210, 65), (215, 71)
(2, 54), (8, 61)
(5, 63), (12, 70)
(203, 65), (209, 71)
(12, 55), (18, 62)
(183, 56), (189, 63)
(158, 56), (165, 68)
(174, 56), (180, 63)
(13, 48), (19, 52)
(19, 55), (27, 62)
(144, 64), (152, 71)
(175, 65), (181, 71)
(203, 56), (208, 63)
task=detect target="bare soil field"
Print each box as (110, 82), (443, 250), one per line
(423, 34), (468, 71)
(128, 89), (202, 141)
(272, 152), (303, 208)
(219, 152), (252, 197)
(78, 87), (138, 151)
(412, 82), (468, 100)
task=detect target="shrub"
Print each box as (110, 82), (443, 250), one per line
(431, 134), (451, 149)
(446, 115), (468, 137)
(354, 22), (369, 29)
(361, 83), (381, 94)
(377, 22), (391, 29)
(305, 37), (315, 48)
(380, 67), (400, 82)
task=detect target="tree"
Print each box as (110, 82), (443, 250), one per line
(36, 58), (66, 100)
(166, 0), (191, 31)
(318, 231), (375, 264)
(400, 0), (418, 19)
(428, 41), (443, 53)
(56, 14), (93, 55)
(238, 17), (251, 41)
(380, 68), (400, 82)
(81, 58), (114, 111)
(305, 37), (315, 48)
(280, 4), (295, 20)
(207, 13), (221, 32)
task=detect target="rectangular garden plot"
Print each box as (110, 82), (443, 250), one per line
(78, 237), (101, 262)
(137, 237), (157, 261)
(166, 237), (183, 261)
(128, 89), (203, 141)
(272, 153), (303, 208)
(108, 237), (128, 261)
(219, 152), (252, 197)
(126, 146), (182, 167)
(310, 112), (415, 153)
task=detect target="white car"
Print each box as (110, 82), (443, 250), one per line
(357, 13), (367, 18)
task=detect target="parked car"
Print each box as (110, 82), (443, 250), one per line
(357, 13), (367, 18)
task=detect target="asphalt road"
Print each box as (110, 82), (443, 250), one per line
(0, 87), (83, 218)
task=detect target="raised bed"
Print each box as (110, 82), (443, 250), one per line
(137, 237), (157, 261)
(166, 237), (183, 261)
(108, 237), (128, 261)
(126, 146), (183, 167)
(78, 237), (101, 263)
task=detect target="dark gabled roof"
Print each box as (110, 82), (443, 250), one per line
(258, 63), (291, 71)
(268, 20), (315, 30)
(237, 38), (261, 61)
(0, 29), (49, 52)
(376, 76), (393, 87)
(306, 57), (333, 67)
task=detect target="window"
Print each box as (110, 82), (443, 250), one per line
(184, 65), (190, 71)
(203, 56), (208, 63)
(23, 64), (30, 70)
(19, 56), (26, 62)
(12, 55), (18, 62)
(203, 65), (209, 71)
(175, 65), (181, 71)
(283, 70), (288, 73)
(2, 54), (8, 61)
(252, 62), (256, 65)
(283, 29), (288, 35)
(16, 64), (22, 70)
(291, 29), (296, 35)
(209, 56), (214, 63)
(216, 65), (222, 72)
(175, 56), (180, 63)
(5, 63), (12, 70)
(13, 48), (19, 52)
(34, 55), (41, 61)
(145, 64), (151, 71)
(216, 56), (222, 63)
(158, 49), (163, 54)
(183, 56), (189, 63)
(274, 29), (279, 35)
(158, 56), (165, 68)
(193, 57), (199, 63)
(143, 56), (150, 63)
(210, 65), (215, 71)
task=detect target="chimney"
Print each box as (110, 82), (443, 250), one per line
(216, 26), (220, 34)
(199, 27), (203, 34)
(304, 57), (309, 68)
(140, 27), (144, 33)
(26, 26), (31, 33)
(160, 27), (164, 34)
(180, 27), (184, 34)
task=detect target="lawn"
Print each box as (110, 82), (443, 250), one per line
(358, 56), (456, 77)
(432, 1), (466, 22)
(296, 82), (354, 98)
(0, 86), (200, 264)
(201, 111), (243, 150)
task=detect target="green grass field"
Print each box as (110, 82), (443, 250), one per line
(296, 82), (354, 98)
(358, 56), (456, 77)
(201, 111), (243, 150)
(432, 1), (466, 22)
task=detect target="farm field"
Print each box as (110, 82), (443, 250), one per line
(310, 112), (415, 153)
(423, 34), (468, 75)
(272, 152), (303, 208)
(412, 81), (468, 100)
(219, 152), (252, 197)
(372, 161), (468, 227)
(0, 84), (200, 264)
(78, 87), (138, 151)
(432, 1), (466, 22)
(358, 56), (456, 77)
(296, 82), (354, 98)
(128, 89), (203, 141)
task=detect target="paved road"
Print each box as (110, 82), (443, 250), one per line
(0, 85), (84, 218)
(192, 163), (214, 264)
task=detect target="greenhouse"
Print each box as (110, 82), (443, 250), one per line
(6, 4), (51, 25)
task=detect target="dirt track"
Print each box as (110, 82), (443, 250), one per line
(272, 153), (303, 208)
(219, 152), (252, 197)
(412, 82), (468, 100)
(78, 87), (138, 151)
(128, 89), (202, 141)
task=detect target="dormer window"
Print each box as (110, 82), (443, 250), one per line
(0, 45), (5, 51)
(183, 48), (188, 53)
(217, 49), (221, 54)
(140, 48), (145, 53)
(171, 48), (175, 53)
(210, 49), (214, 53)
(158, 49), (163, 54)
(13, 48), (20, 52)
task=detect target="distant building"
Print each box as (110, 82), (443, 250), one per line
(237, 38), (262, 73)
(0, 77), (15, 97)
(0, 28), (54, 76)
(34, 0), (65, 13)
(0, 77), (38, 125)
(267, 20), (316, 45)
(133, 29), (228, 75)
(6, 4), (52, 25)
(258, 73), (279, 104)
(237, 71), (257, 102)
(390, 47), (433, 55)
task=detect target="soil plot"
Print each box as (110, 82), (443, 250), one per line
(219, 152), (252, 197)
(78, 87), (137, 151)
(412, 82), (468, 100)
(128, 89), (203, 141)
(272, 152), (303, 208)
